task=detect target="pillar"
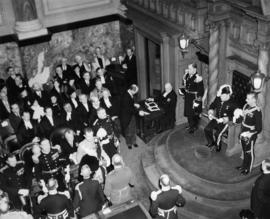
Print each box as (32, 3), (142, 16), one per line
(11, 0), (48, 40)
(208, 22), (219, 106)
(161, 32), (171, 85)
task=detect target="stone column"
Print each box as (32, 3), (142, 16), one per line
(208, 22), (219, 106)
(254, 43), (270, 166)
(11, 0), (47, 40)
(134, 28), (147, 100)
(161, 32), (170, 85)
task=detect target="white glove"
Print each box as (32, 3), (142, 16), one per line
(97, 128), (107, 139)
(216, 118), (224, 123)
(139, 111), (145, 116)
(134, 103), (140, 109)
(32, 137), (40, 143)
(18, 189), (29, 196)
(193, 102), (199, 108)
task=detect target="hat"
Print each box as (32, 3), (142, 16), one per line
(217, 84), (232, 97)
(79, 155), (99, 172)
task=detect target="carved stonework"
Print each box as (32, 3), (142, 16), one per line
(231, 23), (240, 40)
(177, 8), (184, 25)
(156, 0), (161, 14)
(169, 4), (176, 22)
(149, 0), (155, 11)
(191, 15), (196, 30)
(143, 0), (149, 9)
(162, 1), (169, 18)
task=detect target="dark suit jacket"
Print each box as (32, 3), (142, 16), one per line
(157, 90), (177, 121)
(61, 111), (77, 131)
(120, 91), (137, 130)
(0, 99), (10, 120)
(39, 116), (60, 139)
(73, 178), (105, 217)
(17, 120), (39, 145)
(32, 90), (50, 107)
(75, 102), (92, 130)
(123, 55), (137, 85)
(251, 173), (270, 218)
(8, 112), (22, 133)
(78, 79), (94, 95)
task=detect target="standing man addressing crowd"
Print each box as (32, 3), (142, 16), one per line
(180, 63), (204, 134)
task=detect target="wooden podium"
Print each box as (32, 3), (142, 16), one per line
(87, 200), (151, 219)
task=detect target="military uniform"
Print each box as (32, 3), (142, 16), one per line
(183, 72), (204, 130)
(36, 149), (67, 191)
(38, 192), (74, 219)
(104, 166), (135, 205)
(150, 185), (185, 219)
(1, 162), (30, 209)
(204, 97), (235, 150)
(93, 116), (118, 172)
(238, 104), (262, 173)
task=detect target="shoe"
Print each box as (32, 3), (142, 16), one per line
(216, 145), (221, 152)
(128, 145), (132, 149)
(133, 144), (138, 148)
(235, 166), (243, 171)
(240, 169), (249, 175)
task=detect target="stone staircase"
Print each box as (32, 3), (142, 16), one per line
(141, 126), (259, 219)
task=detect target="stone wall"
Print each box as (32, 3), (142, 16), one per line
(20, 21), (124, 80)
(119, 21), (135, 51)
(0, 43), (22, 79)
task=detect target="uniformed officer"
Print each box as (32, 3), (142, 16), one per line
(36, 139), (68, 191)
(150, 174), (185, 219)
(38, 178), (75, 219)
(180, 63), (204, 134)
(204, 84), (236, 152)
(234, 92), (262, 175)
(104, 154), (135, 205)
(93, 108), (119, 172)
(1, 154), (31, 210)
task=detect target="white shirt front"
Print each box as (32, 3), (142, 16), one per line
(24, 121), (33, 129)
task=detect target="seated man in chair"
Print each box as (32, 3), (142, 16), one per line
(204, 85), (236, 152)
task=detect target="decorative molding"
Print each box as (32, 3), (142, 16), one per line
(42, 0), (111, 15)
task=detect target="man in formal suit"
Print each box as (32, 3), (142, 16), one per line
(75, 94), (92, 133)
(5, 67), (17, 103)
(182, 63), (204, 134)
(122, 48), (137, 86)
(73, 55), (91, 78)
(39, 107), (60, 139)
(67, 87), (79, 110)
(156, 82), (177, 132)
(251, 159), (270, 219)
(31, 83), (50, 107)
(92, 47), (110, 73)
(79, 71), (94, 95)
(120, 84), (143, 149)
(0, 84), (11, 120)
(73, 155), (105, 218)
(17, 111), (39, 145)
(62, 102), (77, 131)
(9, 103), (22, 133)
(59, 57), (73, 82)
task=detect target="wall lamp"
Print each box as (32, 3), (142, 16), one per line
(178, 33), (208, 58)
(250, 70), (270, 93)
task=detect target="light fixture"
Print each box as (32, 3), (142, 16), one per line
(178, 34), (189, 57)
(250, 70), (270, 92)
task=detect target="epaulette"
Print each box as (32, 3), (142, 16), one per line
(59, 191), (70, 199)
(195, 75), (203, 83)
(150, 190), (162, 201)
(171, 185), (182, 194)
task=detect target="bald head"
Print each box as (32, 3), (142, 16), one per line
(160, 174), (170, 187)
(112, 154), (124, 168)
(164, 83), (172, 93)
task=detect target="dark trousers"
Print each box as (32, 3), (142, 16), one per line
(187, 115), (200, 129)
(124, 116), (136, 146)
(204, 120), (228, 146)
(241, 134), (257, 172)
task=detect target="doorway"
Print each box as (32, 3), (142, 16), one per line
(145, 38), (162, 98)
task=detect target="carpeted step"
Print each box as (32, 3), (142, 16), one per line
(155, 144), (254, 201)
